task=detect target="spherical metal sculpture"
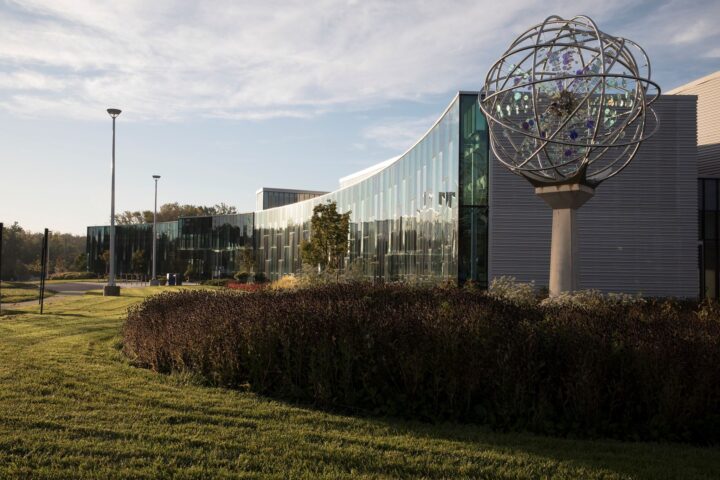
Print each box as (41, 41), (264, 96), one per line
(479, 15), (660, 187)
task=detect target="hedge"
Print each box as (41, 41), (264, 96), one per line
(123, 285), (720, 443)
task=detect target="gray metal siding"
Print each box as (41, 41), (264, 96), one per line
(669, 71), (720, 178)
(489, 96), (698, 297)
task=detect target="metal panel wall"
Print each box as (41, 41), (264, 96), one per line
(668, 71), (720, 178)
(489, 95), (698, 297)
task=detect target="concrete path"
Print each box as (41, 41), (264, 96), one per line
(1, 281), (152, 310)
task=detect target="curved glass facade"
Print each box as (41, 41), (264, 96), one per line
(254, 93), (489, 285)
(85, 93), (489, 285)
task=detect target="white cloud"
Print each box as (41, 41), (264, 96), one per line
(0, 0), (717, 121)
(363, 114), (439, 152)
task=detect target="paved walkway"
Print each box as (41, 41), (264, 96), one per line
(1, 281), (153, 310)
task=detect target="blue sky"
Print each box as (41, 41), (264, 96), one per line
(1, 0), (718, 234)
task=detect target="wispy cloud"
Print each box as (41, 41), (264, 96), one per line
(363, 115), (439, 152)
(0, 0), (717, 121)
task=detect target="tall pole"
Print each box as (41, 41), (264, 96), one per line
(150, 175), (161, 286)
(110, 115), (116, 286)
(104, 108), (122, 296)
(39, 228), (48, 314)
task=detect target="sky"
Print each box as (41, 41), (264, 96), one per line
(0, 0), (718, 235)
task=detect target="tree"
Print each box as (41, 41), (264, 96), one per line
(72, 253), (88, 272)
(101, 250), (111, 275)
(0, 222), (85, 280)
(300, 201), (350, 275)
(54, 257), (66, 273)
(240, 247), (255, 273)
(210, 203), (237, 215)
(131, 249), (147, 274)
(115, 203), (239, 225)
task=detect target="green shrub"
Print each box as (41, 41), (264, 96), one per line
(49, 271), (98, 280)
(233, 271), (251, 283)
(253, 272), (267, 283)
(123, 285), (720, 444)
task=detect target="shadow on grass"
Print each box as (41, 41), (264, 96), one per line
(253, 392), (720, 478)
(0, 308), (26, 316)
(120, 351), (720, 480)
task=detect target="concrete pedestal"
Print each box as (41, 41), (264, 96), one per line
(535, 184), (595, 296)
(149, 279), (160, 286)
(103, 285), (121, 296)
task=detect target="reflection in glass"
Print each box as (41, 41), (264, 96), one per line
(87, 94), (491, 286)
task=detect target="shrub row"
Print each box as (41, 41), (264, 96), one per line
(49, 271), (98, 280)
(123, 285), (720, 443)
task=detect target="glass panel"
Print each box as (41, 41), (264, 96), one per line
(459, 94), (489, 207)
(705, 212), (718, 240)
(705, 240), (717, 299)
(705, 179), (718, 211)
(458, 206), (489, 286)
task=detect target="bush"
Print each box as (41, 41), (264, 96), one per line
(227, 282), (265, 293)
(49, 271), (98, 280)
(200, 278), (230, 287)
(233, 271), (251, 283)
(489, 276), (537, 306)
(253, 272), (267, 283)
(123, 285), (720, 443)
(269, 275), (300, 291)
(540, 289), (646, 309)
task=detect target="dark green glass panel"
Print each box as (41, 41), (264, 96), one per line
(459, 94), (489, 207)
(458, 206), (488, 287)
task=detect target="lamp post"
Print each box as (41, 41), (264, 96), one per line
(150, 175), (161, 286)
(104, 108), (122, 296)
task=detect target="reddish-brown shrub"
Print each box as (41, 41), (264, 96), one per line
(227, 282), (265, 292)
(122, 285), (720, 443)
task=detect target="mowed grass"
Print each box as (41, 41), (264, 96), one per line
(0, 281), (55, 303)
(0, 288), (718, 479)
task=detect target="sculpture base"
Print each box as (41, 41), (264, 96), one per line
(535, 184), (595, 296)
(149, 279), (160, 286)
(103, 285), (121, 297)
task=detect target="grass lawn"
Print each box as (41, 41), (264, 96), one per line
(0, 281), (55, 303)
(0, 288), (718, 479)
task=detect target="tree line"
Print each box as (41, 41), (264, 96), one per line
(115, 202), (237, 224)
(0, 222), (86, 280)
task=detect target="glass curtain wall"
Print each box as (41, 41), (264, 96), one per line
(87, 214), (253, 280)
(458, 94), (490, 287)
(177, 213), (254, 278)
(86, 222), (179, 277)
(700, 178), (719, 299)
(253, 93), (489, 284)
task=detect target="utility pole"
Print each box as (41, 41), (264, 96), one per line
(150, 175), (161, 286)
(104, 108), (122, 296)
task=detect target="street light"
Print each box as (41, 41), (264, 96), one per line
(150, 175), (161, 286)
(104, 108), (121, 296)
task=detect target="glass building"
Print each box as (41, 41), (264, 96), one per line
(84, 88), (707, 297)
(86, 93), (489, 285)
(254, 93), (488, 285)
